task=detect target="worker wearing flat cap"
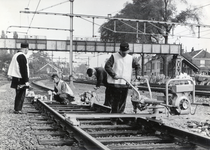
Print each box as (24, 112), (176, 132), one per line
(8, 42), (30, 114)
(105, 42), (140, 124)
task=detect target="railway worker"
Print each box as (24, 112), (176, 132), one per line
(86, 67), (111, 107)
(7, 43), (30, 114)
(104, 42), (141, 124)
(51, 74), (74, 105)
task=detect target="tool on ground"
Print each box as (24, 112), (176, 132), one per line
(17, 84), (31, 90)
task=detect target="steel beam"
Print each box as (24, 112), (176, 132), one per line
(0, 38), (181, 54)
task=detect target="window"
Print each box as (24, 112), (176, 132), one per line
(152, 63), (155, 69)
(200, 60), (205, 67)
(157, 62), (160, 69)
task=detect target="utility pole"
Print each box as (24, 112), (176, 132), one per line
(69, 0), (74, 88)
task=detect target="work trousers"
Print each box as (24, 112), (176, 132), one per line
(108, 86), (129, 113)
(54, 93), (74, 104)
(103, 87), (112, 107)
(14, 88), (26, 111)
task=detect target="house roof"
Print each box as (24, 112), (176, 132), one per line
(182, 49), (210, 59)
(181, 55), (199, 72)
(194, 50), (210, 58)
(145, 54), (199, 72)
(38, 63), (61, 72)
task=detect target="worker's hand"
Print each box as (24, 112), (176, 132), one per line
(136, 76), (142, 80)
(25, 82), (30, 86)
(52, 91), (57, 95)
(94, 87), (100, 90)
(48, 90), (52, 95)
(113, 75), (120, 80)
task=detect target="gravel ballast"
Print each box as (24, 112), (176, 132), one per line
(0, 80), (210, 150)
(0, 83), (39, 150)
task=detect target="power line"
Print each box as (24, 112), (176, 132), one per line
(27, 0), (42, 34)
(193, 3), (210, 11)
(20, 11), (210, 28)
(27, 0), (31, 8)
(20, 10), (210, 40)
(38, 0), (69, 12)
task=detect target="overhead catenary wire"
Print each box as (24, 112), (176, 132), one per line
(19, 4), (210, 40)
(192, 3), (210, 11)
(27, 0), (31, 8)
(38, 0), (69, 12)
(118, 20), (144, 34)
(27, 0), (42, 34)
(79, 17), (114, 33)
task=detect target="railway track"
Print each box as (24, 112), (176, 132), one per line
(23, 80), (210, 150)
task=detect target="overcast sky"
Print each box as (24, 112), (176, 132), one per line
(1, 0), (210, 67)
(0, 0), (134, 39)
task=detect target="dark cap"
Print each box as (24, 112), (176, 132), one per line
(120, 42), (129, 51)
(86, 68), (94, 77)
(51, 74), (59, 79)
(21, 43), (29, 48)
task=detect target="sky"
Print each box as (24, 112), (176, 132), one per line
(0, 0), (210, 67)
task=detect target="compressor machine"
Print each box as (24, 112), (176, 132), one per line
(129, 77), (195, 115)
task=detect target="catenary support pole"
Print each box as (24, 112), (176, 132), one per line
(69, 0), (74, 88)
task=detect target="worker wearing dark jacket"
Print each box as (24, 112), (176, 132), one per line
(105, 42), (140, 124)
(87, 67), (111, 107)
(8, 43), (30, 114)
(87, 67), (107, 89)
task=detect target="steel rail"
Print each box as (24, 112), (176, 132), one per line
(137, 117), (210, 149)
(31, 80), (210, 149)
(138, 84), (210, 96)
(36, 99), (109, 150)
(65, 113), (155, 119)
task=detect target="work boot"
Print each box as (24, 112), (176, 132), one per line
(61, 99), (69, 105)
(14, 110), (25, 114)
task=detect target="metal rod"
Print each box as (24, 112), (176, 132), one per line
(69, 0), (74, 87)
(198, 26), (200, 38)
(144, 22), (146, 33)
(114, 20), (116, 32)
(136, 22), (139, 43)
(92, 17), (95, 37)
(20, 11), (210, 28)
(7, 25), (71, 31)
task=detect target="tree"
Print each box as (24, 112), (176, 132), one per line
(29, 51), (52, 76)
(0, 50), (13, 74)
(100, 0), (201, 44)
(100, 0), (201, 76)
(74, 63), (88, 75)
(13, 31), (18, 39)
(1, 30), (7, 38)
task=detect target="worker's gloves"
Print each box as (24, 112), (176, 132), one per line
(113, 75), (120, 80)
(25, 82), (30, 86)
(94, 87), (100, 90)
(136, 76), (142, 80)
